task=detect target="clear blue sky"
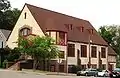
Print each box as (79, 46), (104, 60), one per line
(9, 0), (120, 30)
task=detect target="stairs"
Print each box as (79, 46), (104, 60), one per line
(8, 61), (21, 70)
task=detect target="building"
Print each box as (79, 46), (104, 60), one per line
(0, 29), (11, 48)
(0, 29), (11, 67)
(7, 3), (117, 72)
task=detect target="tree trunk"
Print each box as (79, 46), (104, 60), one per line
(33, 58), (37, 71)
(43, 59), (45, 71)
(48, 59), (51, 72)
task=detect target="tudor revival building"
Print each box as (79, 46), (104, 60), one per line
(7, 3), (116, 72)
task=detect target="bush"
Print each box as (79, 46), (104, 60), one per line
(6, 48), (21, 62)
(68, 65), (81, 74)
(2, 60), (8, 68)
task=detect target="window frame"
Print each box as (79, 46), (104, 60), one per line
(91, 46), (97, 58)
(101, 47), (106, 58)
(56, 31), (66, 46)
(59, 51), (65, 58)
(67, 44), (75, 57)
(19, 28), (31, 36)
(81, 45), (87, 57)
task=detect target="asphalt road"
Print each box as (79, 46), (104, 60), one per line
(0, 69), (108, 78)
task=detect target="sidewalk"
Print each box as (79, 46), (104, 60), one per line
(21, 69), (76, 76)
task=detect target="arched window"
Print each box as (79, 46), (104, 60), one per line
(19, 28), (31, 36)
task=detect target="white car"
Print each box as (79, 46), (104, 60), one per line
(97, 70), (109, 77)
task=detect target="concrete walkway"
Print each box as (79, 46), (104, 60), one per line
(0, 69), (107, 78)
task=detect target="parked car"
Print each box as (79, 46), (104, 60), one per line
(97, 70), (109, 77)
(112, 68), (120, 77)
(77, 68), (98, 76)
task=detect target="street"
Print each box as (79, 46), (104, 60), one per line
(0, 69), (109, 78)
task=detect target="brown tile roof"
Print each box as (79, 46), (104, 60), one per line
(108, 46), (117, 56)
(26, 3), (108, 46)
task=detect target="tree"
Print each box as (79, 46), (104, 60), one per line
(0, 0), (20, 30)
(0, 0), (11, 11)
(18, 36), (59, 71)
(98, 25), (120, 67)
(1, 8), (20, 30)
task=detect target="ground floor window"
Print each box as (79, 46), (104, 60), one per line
(59, 65), (64, 72)
(91, 64), (97, 69)
(102, 64), (106, 70)
(81, 64), (86, 69)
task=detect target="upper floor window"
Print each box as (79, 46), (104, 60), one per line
(91, 46), (97, 58)
(68, 44), (75, 57)
(56, 31), (66, 45)
(20, 28), (31, 36)
(101, 47), (106, 58)
(24, 12), (27, 19)
(81, 45), (87, 57)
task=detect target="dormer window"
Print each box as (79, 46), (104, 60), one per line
(76, 26), (84, 32)
(64, 24), (73, 31)
(20, 28), (31, 36)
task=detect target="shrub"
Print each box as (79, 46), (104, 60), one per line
(68, 65), (81, 74)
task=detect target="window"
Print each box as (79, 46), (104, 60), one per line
(56, 32), (66, 45)
(0, 41), (3, 48)
(20, 28), (31, 36)
(81, 45), (87, 57)
(76, 26), (84, 32)
(102, 64), (106, 70)
(59, 51), (64, 58)
(24, 12), (27, 19)
(68, 44), (75, 57)
(91, 64), (97, 69)
(91, 46), (97, 58)
(81, 65), (86, 69)
(101, 47), (106, 58)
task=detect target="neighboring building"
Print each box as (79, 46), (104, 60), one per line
(108, 46), (117, 70)
(0, 29), (11, 48)
(7, 3), (117, 72)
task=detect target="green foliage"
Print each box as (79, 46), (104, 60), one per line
(18, 36), (59, 70)
(98, 25), (120, 67)
(0, 0), (20, 30)
(0, 0), (11, 11)
(2, 8), (20, 30)
(6, 48), (21, 62)
(68, 65), (81, 74)
(18, 36), (59, 59)
(2, 59), (7, 68)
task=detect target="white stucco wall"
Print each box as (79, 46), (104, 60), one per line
(67, 41), (108, 69)
(108, 55), (116, 68)
(7, 5), (44, 49)
(108, 56), (116, 62)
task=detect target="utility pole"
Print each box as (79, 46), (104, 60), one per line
(87, 29), (93, 68)
(66, 33), (68, 75)
(88, 32), (91, 68)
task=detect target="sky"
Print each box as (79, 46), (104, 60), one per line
(9, 0), (120, 30)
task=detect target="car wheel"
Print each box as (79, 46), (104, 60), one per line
(103, 74), (106, 77)
(77, 74), (80, 76)
(85, 73), (88, 76)
(94, 74), (98, 77)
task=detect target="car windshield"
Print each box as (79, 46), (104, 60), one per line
(114, 68), (120, 72)
(102, 70), (108, 72)
(85, 68), (96, 71)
